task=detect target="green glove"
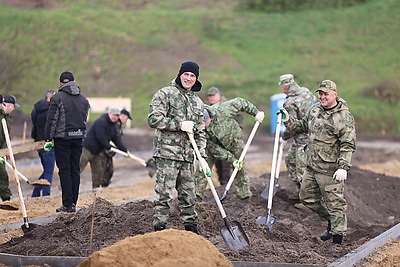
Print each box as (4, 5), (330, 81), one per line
(44, 141), (53, 151)
(233, 160), (243, 171)
(0, 156), (5, 165)
(276, 109), (289, 122)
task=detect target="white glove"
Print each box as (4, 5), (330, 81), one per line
(180, 121), (194, 133)
(333, 169), (347, 181)
(198, 157), (211, 177)
(279, 137), (287, 147)
(255, 111), (265, 123)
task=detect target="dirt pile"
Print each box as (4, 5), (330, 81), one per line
(1, 166), (400, 265)
(78, 229), (232, 267)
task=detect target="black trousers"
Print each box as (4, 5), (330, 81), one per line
(54, 138), (83, 207)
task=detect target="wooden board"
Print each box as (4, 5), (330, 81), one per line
(0, 140), (46, 157)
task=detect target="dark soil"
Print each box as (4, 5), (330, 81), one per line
(1, 166), (399, 265)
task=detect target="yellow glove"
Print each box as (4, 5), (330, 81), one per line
(44, 141), (53, 151)
(233, 160), (243, 171)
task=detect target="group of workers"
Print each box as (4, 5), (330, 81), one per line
(0, 61), (356, 246)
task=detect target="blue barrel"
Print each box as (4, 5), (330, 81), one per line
(270, 93), (286, 134)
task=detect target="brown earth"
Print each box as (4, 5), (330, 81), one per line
(0, 124), (400, 266)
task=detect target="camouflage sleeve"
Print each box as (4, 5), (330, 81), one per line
(148, 89), (180, 131)
(284, 115), (308, 135)
(207, 139), (236, 163)
(231, 97), (259, 117)
(337, 111), (357, 170)
(282, 102), (298, 140)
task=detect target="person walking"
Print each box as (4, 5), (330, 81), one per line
(278, 79), (356, 245)
(31, 89), (57, 197)
(206, 87), (234, 186)
(148, 61), (208, 234)
(100, 108), (132, 187)
(44, 71), (90, 213)
(0, 95), (19, 202)
(80, 108), (128, 189)
(278, 74), (314, 202)
(196, 97), (264, 201)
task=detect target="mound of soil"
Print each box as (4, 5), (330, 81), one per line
(0, 166), (399, 265)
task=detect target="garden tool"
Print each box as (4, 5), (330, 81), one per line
(219, 121), (260, 202)
(4, 160), (51, 187)
(109, 147), (156, 177)
(256, 113), (282, 230)
(2, 118), (37, 233)
(188, 132), (249, 250)
(261, 135), (285, 200)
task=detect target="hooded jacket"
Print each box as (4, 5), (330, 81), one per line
(285, 98), (356, 175)
(45, 81), (90, 140)
(31, 99), (51, 141)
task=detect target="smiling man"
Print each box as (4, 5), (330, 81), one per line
(148, 61), (208, 234)
(278, 79), (356, 245)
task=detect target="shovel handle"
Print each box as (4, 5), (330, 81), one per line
(267, 113), (282, 209)
(4, 161), (30, 183)
(1, 119), (29, 223)
(275, 138), (285, 180)
(109, 147), (146, 166)
(224, 121), (260, 192)
(187, 132), (227, 219)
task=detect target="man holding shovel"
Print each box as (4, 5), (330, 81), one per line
(0, 95), (18, 202)
(148, 61), (208, 234)
(278, 74), (314, 203)
(196, 97), (264, 201)
(278, 80), (356, 245)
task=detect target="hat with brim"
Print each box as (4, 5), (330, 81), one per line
(3, 95), (20, 107)
(120, 109), (132, 120)
(316, 80), (337, 93)
(278, 74), (294, 85)
(109, 108), (120, 115)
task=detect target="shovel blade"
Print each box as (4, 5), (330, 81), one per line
(31, 179), (51, 186)
(145, 158), (156, 177)
(0, 201), (19, 210)
(21, 222), (38, 233)
(260, 180), (280, 200)
(220, 221), (249, 250)
(256, 214), (276, 231)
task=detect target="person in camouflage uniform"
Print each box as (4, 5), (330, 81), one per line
(278, 80), (356, 245)
(0, 95), (18, 202)
(278, 74), (314, 201)
(196, 97), (265, 201)
(148, 61), (208, 234)
(100, 109), (132, 187)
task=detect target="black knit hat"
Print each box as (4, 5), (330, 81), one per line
(175, 61), (202, 92)
(59, 71), (75, 83)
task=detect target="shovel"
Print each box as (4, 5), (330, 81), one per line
(109, 147), (156, 177)
(188, 132), (249, 250)
(4, 160), (51, 187)
(219, 121), (260, 202)
(256, 113), (282, 230)
(260, 135), (285, 200)
(2, 118), (37, 233)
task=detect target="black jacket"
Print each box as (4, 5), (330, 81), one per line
(31, 99), (50, 141)
(83, 113), (127, 155)
(45, 81), (90, 140)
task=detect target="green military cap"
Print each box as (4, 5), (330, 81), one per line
(278, 74), (294, 85)
(316, 80), (337, 93)
(207, 87), (221, 95)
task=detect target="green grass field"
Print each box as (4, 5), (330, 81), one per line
(0, 0), (399, 135)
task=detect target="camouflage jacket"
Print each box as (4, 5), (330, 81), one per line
(148, 80), (206, 162)
(284, 97), (356, 175)
(206, 97), (260, 162)
(0, 109), (11, 149)
(282, 82), (314, 144)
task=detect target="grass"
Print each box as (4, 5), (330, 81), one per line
(0, 0), (399, 134)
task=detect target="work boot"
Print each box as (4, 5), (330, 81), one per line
(288, 191), (300, 200)
(320, 221), (333, 241)
(184, 224), (199, 234)
(332, 234), (343, 245)
(294, 203), (308, 210)
(56, 203), (76, 213)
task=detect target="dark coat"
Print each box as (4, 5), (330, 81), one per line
(31, 99), (50, 141)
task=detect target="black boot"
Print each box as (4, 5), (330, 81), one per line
(154, 224), (166, 231)
(332, 234), (343, 245)
(184, 224), (199, 234)
(320, 221), (333, 241)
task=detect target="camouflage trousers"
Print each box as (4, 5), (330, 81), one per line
(195, 151), (252, 201)
(80, 148), (104, 189)
(285, 142), (307, 187)
(0, 163), (11, 201)
(153, 157), (198, 228)
(299, 167), (347, 235)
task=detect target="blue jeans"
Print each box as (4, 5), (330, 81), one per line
(32, 149), (56, 197)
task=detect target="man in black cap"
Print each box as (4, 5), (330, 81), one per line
(44, 71), (90, 212)
(0, 95), (18, 202)
(148, 61), (209, 234)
